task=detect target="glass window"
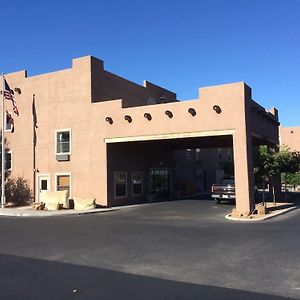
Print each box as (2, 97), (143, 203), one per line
(56, 174), (70, 197)
(5, 113), (13, 132)
(149, 168), (170, 197)
(186, 149), (192, 160)
(227, 149), (233, 161)
(132, 172), (143, 196)
(218, 148), (222, 160)
(115, 172), (127, 198)
(56, 130), (71, 154)
(41, 179), (48, 190)
(5, 152), (12, 171)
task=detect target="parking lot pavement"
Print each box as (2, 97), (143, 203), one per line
(0, 199), (299, 299)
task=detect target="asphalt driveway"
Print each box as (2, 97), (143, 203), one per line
(0, 199), (299, 299)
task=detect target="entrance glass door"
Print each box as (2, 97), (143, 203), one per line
(149, 168), (170, 198)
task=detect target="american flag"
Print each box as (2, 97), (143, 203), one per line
(4, 79), (19, 116)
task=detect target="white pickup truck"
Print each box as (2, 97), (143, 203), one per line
(211, 178), (235, 204)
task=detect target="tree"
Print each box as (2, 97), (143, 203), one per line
(0, 132), (33, 207)
(274, 147), (300, 175)
(253, 146), (275, 204)
(274, 147), (300, 200)
(254, 146), (300, 204)
(283, 172), (300, 189)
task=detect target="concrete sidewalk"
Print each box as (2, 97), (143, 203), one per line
(0, 206), (118, 217)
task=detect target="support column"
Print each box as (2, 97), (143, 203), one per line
(232, 131), (255, 216)
(100, 143), (108, 206)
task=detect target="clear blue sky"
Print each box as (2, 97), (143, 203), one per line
(1, 0), (299, 126)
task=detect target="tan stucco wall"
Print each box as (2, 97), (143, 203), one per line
(280, 126), (300, 151)
(90, 56), (177, 107)
(5, 56), (178, 206)
(4, 55), (279, 215)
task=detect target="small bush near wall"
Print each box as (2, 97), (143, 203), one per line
(5, 177), (33, 207)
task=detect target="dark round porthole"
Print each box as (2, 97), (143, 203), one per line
(188, 108), (196, 116)
(144, 113), (152, 121)
(105, 117), (113, 124)
(165, 110), (173, 118)
(213, 105), (222, 114)
(124, 115), (132, 123)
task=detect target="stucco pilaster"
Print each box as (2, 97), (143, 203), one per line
(233, 131), (255, 216)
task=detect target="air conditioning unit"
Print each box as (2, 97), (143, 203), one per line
(56, 154), (70, 161)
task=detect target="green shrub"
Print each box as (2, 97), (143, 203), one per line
(5, 177), (33, 206)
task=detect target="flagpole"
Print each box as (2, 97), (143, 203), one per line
(1, 73), (5, 208)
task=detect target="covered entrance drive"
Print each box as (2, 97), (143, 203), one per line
(103, 82), (279, 216)
(106, 132), (235, 205)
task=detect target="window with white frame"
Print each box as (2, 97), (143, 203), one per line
(56, 174), (71, 198)
(5, 151), (12, 171)
(114, 172), (127, 198)
(5, 112), (13, 132)
(132, 171), (143, 196)
(56, 129), (71, 154)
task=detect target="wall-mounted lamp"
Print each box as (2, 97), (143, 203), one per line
(144, 113), (152, 121)
(124, 115), (132, 123)
(105, 117), (113, 124)
(165, 110), (173, 118)
(213, 105), (222, 114)
(188, 108), (196, 116)
(14, 87), (21, 95)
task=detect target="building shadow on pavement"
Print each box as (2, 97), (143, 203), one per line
(0, 253), (295, 300)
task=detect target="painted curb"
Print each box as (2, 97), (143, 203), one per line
(225, 206), (298, 222)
